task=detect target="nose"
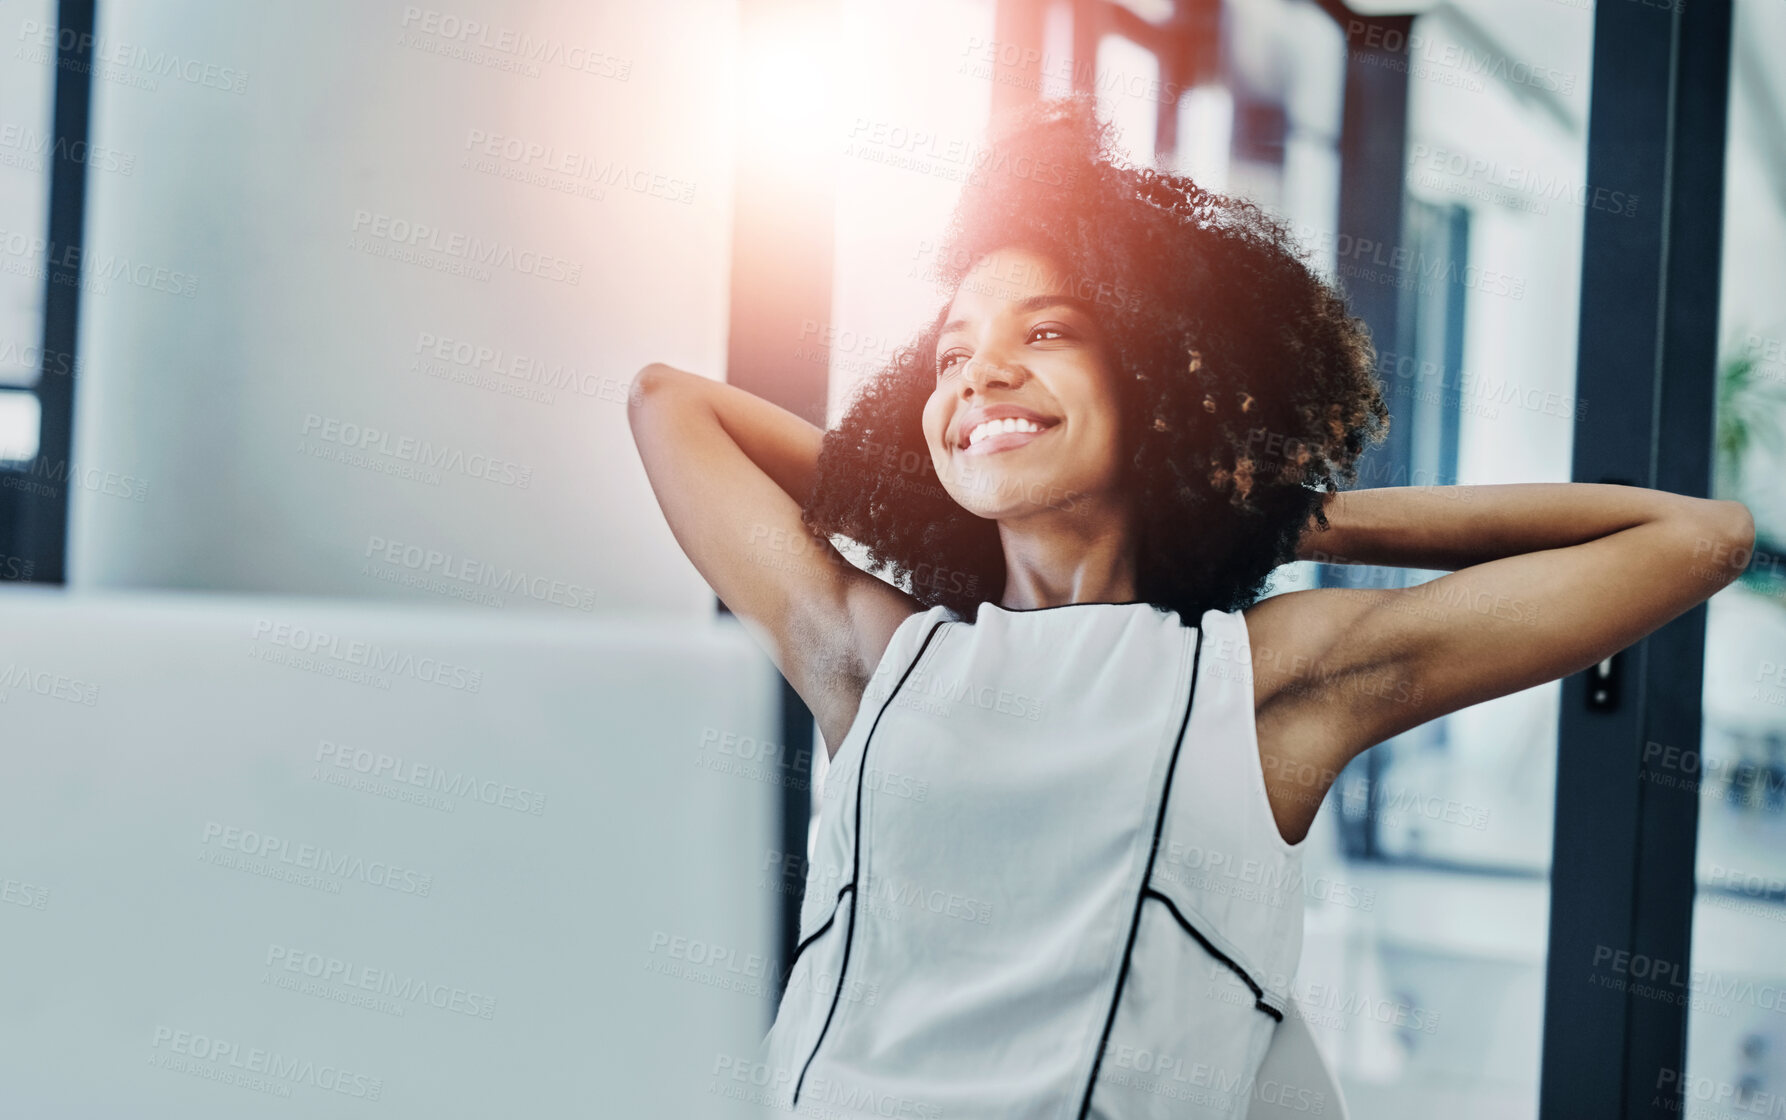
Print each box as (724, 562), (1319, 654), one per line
(956, 352), (1023, 396)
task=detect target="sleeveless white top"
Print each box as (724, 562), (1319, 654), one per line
(758, 601), (1311, 1119)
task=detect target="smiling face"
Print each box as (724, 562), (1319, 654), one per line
(921, 246), (1129, 522)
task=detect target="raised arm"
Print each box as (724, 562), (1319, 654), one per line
(1243, 483), (1754, 837)
(627, 364), (919, 754)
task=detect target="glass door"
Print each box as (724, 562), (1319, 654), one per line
(1683, 0), (1786, 1110)
(1280, 4), (1594, 1116)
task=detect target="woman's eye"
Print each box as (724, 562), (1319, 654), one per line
(936, 350), (968, 376)
(1029, 324), (1069, 343)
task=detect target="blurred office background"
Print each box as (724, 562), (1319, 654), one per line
(0, 0), (1780, 1117)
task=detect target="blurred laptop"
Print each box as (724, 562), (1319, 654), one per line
(0, 589), (779, 1118)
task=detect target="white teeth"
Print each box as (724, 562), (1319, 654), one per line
(965, 417), (1045, 448)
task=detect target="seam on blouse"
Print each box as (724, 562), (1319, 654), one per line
(787, 883), (855, 975)
(1076, 625), (1205, 1120)
(1141, 870), (1286, 1009)
(792, 617), (950, 1109)
(1141, 887), (1286, 1022)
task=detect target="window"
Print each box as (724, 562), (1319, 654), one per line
(0, 0), (60, 464)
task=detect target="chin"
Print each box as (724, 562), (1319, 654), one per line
(946, 464), (1078, 518)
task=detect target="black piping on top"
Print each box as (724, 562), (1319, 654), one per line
(791, 618), (950, 1108)
(1143, 887), (1285, 1022)
(1077, 626), (1205, 1120)
(958, 601), (1189, 632)
(786, 883), (854, 977)
(977, 600), (1160, 612)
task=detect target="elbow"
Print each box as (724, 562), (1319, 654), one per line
(1723, 498), (1757, 552)
(627, 363), (680, 426)
(1689, 499), (1756, 589)
(629, 362), (670, 403)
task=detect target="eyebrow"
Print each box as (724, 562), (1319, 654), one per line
(939, 294), (1095, 340)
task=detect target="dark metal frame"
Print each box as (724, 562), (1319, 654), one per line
(1543, 2), (1733, 1117)
(0, 0), (94, 585)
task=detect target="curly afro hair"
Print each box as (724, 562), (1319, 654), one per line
(802, 93), (1389, 622)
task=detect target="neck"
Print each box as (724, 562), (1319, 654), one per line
(995, 496), (1139, 610)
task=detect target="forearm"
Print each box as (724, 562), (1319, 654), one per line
(1297, 483), (1751, 572)
(630, 363), (824, 505)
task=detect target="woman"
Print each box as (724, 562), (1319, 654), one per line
(628, 96), (1752, 1119)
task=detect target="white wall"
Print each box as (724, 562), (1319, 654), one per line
(67, 0), (737, 620)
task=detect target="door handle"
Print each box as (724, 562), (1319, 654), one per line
(1588, 652), (1619, 711)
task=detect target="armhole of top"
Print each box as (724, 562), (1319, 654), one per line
(826, 606), (947, 769)
(1212, 607), (1311, 855)
(865, 607), (931, 685)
